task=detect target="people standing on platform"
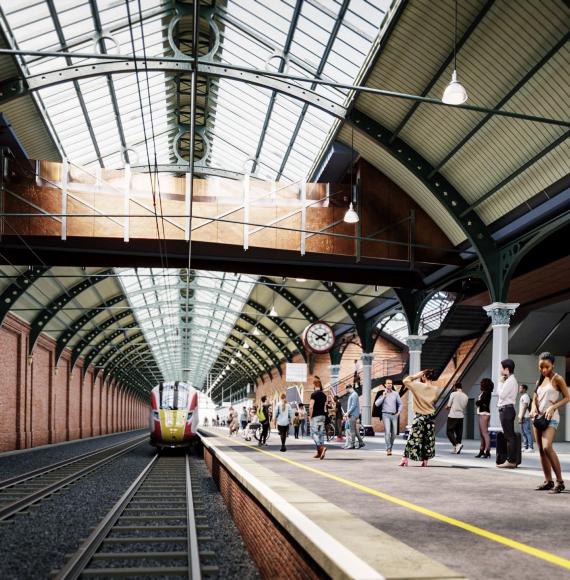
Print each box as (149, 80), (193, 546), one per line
(334, 395), (344, 442)
(531, 352), (569, 493)
(293, 412), (300, 439)
(497, 358), (519, 468)
(518, 385), (534, 452)
(345, 384), (365, 450)
(275, 393), (292, 452)
(353, 359), (360, 386)
(298, 404), (307, 437)
(309, 376), (328, 459)
(446, 383), (468, 454)
(239, 406), (248, 433)
(400, 369), (439, 467)
(257, 396), (271, 447)
(475, 379), (493, 458)
(374, 379), (401, 455)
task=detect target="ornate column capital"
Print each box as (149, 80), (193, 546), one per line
(360, 352), (374, 366)
(406, 334), (427, 352)
(483, 302), (519, 326)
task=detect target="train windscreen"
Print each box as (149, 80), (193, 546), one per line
(158, 382), (190, 410)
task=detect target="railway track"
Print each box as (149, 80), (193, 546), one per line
(0, 434), (148, 522)
(55, 452), (214, 579)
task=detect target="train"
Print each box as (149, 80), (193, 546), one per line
(149, 381), (200, 449)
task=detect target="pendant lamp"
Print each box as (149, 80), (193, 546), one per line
(442, 0), (468, 105)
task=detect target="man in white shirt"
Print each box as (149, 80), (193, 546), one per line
(497, 358), (519, 468)
(446, 383), (468, 454)
(518, 384), (534, 452)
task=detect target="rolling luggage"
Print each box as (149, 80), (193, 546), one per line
(495, 431), (522, 465)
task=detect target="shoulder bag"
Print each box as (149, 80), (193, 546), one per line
(532, 388), (549, 431)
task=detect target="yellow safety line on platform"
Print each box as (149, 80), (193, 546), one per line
(217, 433), (570, 571)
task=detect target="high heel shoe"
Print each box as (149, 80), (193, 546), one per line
(475, 450), (484, 458)
(420, 460), (428, 467)
(484, 450), (491, 458)
(399, 457), (408, 467)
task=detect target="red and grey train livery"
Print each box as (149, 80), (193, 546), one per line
(149, 381), (199, 448)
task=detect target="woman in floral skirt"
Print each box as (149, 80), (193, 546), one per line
(400, 369), (440, 467)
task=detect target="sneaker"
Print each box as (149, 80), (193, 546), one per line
(359, 442), (366, 449)
(320, 447), (327, 460)
(536, 481), (554, 491)
(452, 445), (457, 454)
(548, 481), (565, 494)
(456, 443), (463, 454)
(497, 461), (517, 469)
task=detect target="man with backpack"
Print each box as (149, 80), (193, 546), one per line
(257, 396), (271, 447)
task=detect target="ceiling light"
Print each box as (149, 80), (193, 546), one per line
(442, 70), (468, 105)
(269, 305), (278, 317)
(442, 0), (468, 105)
(244, 341), (250, 348)
(253, 328), (260, 336)
(343, 202), (359, 224)
(236, 351), (242, 358)
(295, 278), (307, 282)
(231, 359), (235, 365)
(225, 365), (230, 370)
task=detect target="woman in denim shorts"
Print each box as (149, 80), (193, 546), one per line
(530, 352), (570, 494)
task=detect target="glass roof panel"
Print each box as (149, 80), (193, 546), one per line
(118, 268), (255, 387)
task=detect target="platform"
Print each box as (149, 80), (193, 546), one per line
(200, 428), (570, 580)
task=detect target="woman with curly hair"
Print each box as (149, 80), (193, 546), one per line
(531, 352), (569, 494)
(399, 369), (440, 467)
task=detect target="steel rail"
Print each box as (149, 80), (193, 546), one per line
(55, 453), (204, 579)
(0, 435), (147, 522)
(0, 433), (146, 491)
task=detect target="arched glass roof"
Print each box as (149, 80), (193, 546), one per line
(118, 267), (255, 386)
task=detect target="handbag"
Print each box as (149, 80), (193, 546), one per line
(532, 389), (549, 431)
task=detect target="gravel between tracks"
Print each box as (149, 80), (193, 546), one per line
(0, 429), (147, 483)
(191, 456), (260, 580)
(0, 443), (155, 580)
(0, 445), (260, 579)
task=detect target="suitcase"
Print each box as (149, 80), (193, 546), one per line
(496, 431), (522, 465)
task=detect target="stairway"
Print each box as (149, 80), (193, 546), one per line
(421, 304), (490, 379)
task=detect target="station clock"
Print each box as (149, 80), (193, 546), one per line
(302, 321), (335, 354)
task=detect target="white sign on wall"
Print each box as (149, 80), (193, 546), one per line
(286, 363), (308, 383)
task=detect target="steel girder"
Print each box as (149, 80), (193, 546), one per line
(227, 335), (271, 375)
(214, 350), (258, 383)
(29, 268), (114, 355)
(239, 312), (293, 362)
(246, 299), (305, 360)
(55, 293), (127, 364)
(258, 276), (318, 323)
(0, 266), (49, 327)
(393, 288), (435, 336)
(71, 309), (134, 369)
(348, 108), (502, 300)
(102, 344), (156, 384)
(218, 344), (263, 378)
(0, 61), (346, 119)
(86, 326), (141, 380)
(234, 323), (282, 375)
(220, 340), (266, 376)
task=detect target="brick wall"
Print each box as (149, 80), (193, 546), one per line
(0, 312), (147, 452)
(204, 446), (322, 579)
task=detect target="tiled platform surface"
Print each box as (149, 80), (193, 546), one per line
(201, 429), (570, 580)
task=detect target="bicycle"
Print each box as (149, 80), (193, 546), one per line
(252, 424), (271, 443)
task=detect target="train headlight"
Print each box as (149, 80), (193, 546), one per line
(152, 411), (160, 421)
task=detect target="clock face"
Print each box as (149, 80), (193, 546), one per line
(303, 321), (335, 354)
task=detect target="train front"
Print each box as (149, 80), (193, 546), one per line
(150, 382), (199, 448)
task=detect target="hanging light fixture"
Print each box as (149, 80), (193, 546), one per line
(344, 124), (360, 224)
(225, 365), (230, 370)
(252, 328), (260, 336)
(244, 340), (250, 348)
(236, 351), (242, 358)
(269, 304), (278, 317)
(442, 0), (468, 105)
(231, 359), (235, 365)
